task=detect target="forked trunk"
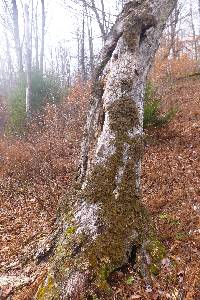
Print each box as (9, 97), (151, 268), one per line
(35, 0), (177, 299)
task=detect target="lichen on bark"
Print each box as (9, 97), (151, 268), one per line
(35, 0), (177, 299)
(36, 94), (145, 298)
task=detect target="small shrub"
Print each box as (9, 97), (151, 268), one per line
(8, 79), (26, 134)
(0, 81), (89, 213)
(144, 81), (177, 129)
(31, 71), (66, 111)
(7, 71), (66, 134)
(144, 81), (155, 102)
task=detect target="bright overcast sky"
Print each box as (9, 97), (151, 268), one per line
(0, 0), (121, 74)
(0, 0), (199, 68)
(45, 0), (118, 48)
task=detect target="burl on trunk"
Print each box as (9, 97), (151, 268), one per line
(35, 0), (177, 299)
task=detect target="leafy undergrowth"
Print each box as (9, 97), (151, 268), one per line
(0, 82), (89, 298)
(0, 77), (200, 299)
(141, 77), (200, 299)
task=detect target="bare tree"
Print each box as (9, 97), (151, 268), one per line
(24, 4), (32, 117)
(87, 14), (94, 75)
(116, 0), (124, 10)
(5, 29), (14, 87)
(80, 0), (110, 42)
(40, 0), (45, 73)
(198, 0), (200, 35)
(190, 0), (198, 61)
(80, 11), (87, 80)
(90, 0), (107, 41)
(169, 2), (180, 58)
(34, 1), (39, 70)
(83, 0), (95, 76)
(52, 44), (72, 87)
(11, 0), (23, 73)
(34, 0), (177, 298)
(0, 3), (15, 88)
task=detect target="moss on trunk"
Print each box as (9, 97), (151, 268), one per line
(35, 0), (177, 298)
(36, 95), (154, 299)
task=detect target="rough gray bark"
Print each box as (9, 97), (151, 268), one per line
(35, 0), (177, 299)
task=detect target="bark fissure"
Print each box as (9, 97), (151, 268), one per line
(35, 1), (177, 299)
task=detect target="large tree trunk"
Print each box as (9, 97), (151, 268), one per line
(35, 0), (177, 299)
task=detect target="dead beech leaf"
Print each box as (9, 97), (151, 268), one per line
(152, 292), (160, 300)
(130, 295), (141, 299)
(0, 286), (13, 299)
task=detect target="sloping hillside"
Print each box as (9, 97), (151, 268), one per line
(141, 76), (200, 299)
(0, 77), (199, 299)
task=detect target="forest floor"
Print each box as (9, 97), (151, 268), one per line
(0, 77), (199, 299)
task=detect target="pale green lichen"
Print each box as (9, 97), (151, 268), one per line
(146, 238), (166, 276)
(150, 263), (160, 276)
(36, 275), (60, 300)
(75, 96), (145, 291)
(146, 239), (166, 262)
(36, 95), (155, 297)
(65, 226), (76, 235)
(125, 275), (135, 285)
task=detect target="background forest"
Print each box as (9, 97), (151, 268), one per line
(0, 0), (199, 299)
